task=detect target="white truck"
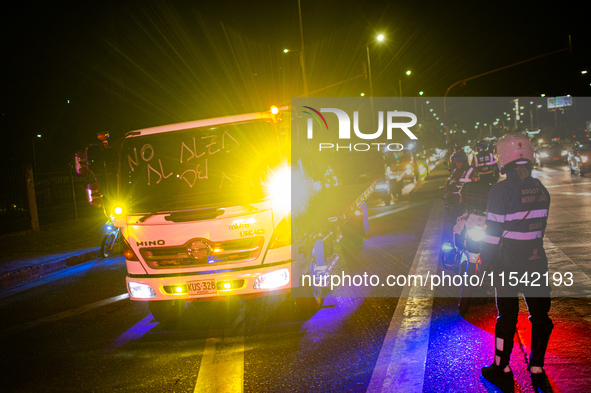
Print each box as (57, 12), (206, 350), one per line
(75, 106), (377, 323)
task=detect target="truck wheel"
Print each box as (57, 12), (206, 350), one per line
(344, 233), (364, 248)
(293, 286), (324, 318)
(101, 232), (117, 258)
(342, 216), (365, 248)
(149, 300), (185, 324)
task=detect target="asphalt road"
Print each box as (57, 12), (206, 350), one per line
(1, 164), (590, 393)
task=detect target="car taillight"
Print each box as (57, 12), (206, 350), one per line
(121, 236), (139, 261)
(268, 216), (291, 249)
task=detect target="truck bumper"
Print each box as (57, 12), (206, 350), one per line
(126, 260), (292, 302)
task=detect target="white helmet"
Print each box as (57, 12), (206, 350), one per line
(495, 133), (534, 174)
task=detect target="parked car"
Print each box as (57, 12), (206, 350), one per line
(568, 140), (591, 176)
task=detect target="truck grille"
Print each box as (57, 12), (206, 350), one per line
(139, 236), (265, 269)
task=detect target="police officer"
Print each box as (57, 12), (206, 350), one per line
(479, 133), (553, 386)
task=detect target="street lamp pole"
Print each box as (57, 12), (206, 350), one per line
(297, 0), (309, 97)
(366, 45), (374, 98)
(32, 134), (41, 168)
(443, 41), (573, 159)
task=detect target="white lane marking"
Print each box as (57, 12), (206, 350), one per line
(553, 192), (591, 196)
(367, 200), (443, 393)
(536, 166), (569, 173)
(545, 237), (591, 297)
(0, 293), (129, 337)
(194, 303), (245, 393)
(368, 205), (412, 221)
(546, 182), (591, 188)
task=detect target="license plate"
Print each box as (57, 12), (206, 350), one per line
(187, 279), (217, 295)
(553, 157), (559, 161)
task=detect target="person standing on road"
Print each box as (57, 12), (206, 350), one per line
(479, 133), (553, 387)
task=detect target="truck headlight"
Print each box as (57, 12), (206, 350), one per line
(467, 228), (485, 242)
(128, 282), (156, 298)
(266, 166), (314, 214)
(253, 268), (290, 289)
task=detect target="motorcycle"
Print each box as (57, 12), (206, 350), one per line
(100, 215), (121, 258)
(440, 181), (492, 315)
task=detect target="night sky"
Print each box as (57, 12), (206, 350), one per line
(1, 0), (588, 165)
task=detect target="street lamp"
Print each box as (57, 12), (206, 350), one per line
(32, 134), (41, 167)
(399, 70), (411, 97)
(283, 49), (308, 96)
(366, 33), (385, 97)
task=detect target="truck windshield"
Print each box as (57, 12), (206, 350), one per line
(119, 120), (282, 214)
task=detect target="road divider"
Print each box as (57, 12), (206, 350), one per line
(367, 200), (443, 392)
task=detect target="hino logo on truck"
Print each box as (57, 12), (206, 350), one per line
(137, 240), (166, 246)
(303, 106), (418, 152)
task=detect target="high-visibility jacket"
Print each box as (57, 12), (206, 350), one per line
(480, 170), (551, 273)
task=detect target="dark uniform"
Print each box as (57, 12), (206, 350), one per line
(480, 170), (553, 371)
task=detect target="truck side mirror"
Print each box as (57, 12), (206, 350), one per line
(85, 180), (103, 208)
(73, 150), (89, 177)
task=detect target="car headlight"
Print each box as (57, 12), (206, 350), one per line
(467, 228), (486, 242)
(540, 152), (549, 158)
(561, 150), (568, 156)
(375, 183), (389, 191)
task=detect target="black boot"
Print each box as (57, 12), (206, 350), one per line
(482, 335), (514, 386)
(530, 336), (551, 369)
(529, 338), (552, 391)
(482, 362), (514, 385)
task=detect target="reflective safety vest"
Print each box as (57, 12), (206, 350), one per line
(480, 171), (551, 272)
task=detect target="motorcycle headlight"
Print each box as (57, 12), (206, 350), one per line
(467, 228), (485, 242)
(582, 156), (588, 163)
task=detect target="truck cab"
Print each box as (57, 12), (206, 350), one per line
(74, 107), (374, 323)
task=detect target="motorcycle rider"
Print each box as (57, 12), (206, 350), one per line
(479, 133), (553, 386)
(464, 141), (499, 184)
(442, 150), (470, 244)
